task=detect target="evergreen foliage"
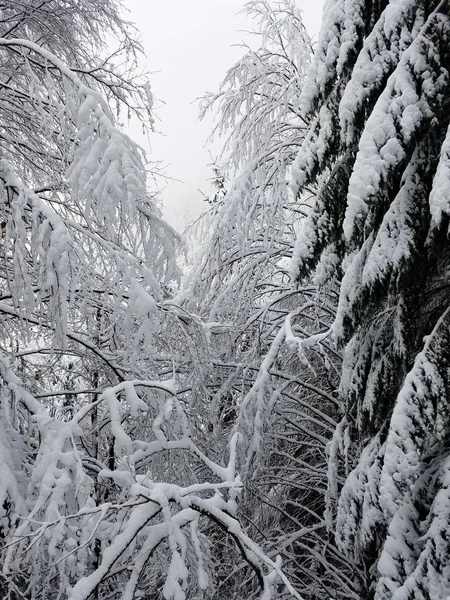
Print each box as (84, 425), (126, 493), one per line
(290, 0), (450, 596)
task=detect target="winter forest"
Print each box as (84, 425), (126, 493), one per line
(0, 0), (450, 599)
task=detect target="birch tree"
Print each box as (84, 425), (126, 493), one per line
(0, 3), (300, 599)
(183, 3), (359, 598)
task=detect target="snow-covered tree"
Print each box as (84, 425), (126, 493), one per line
(188, 0), (311, 322)
(290, 0), (450, 596)
(183, 3), (360, 598)
(0, 3), (302, 599)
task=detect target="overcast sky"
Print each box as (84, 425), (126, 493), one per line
(126, 0), (325, 231)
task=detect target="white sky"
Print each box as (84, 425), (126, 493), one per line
(125, 0), (325, 232)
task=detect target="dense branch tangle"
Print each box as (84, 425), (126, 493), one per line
(179, 4), (359, 598)
(0, 3), (304, 600)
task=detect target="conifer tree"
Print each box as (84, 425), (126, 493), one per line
(290, 0), (450, 597)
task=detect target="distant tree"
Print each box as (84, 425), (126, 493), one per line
(202, 158), (228, 206)
(290, 0), (450, 597)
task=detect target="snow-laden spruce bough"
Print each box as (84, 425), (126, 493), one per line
(289, 0), (450, 597)
(1, 0), (450, 599)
